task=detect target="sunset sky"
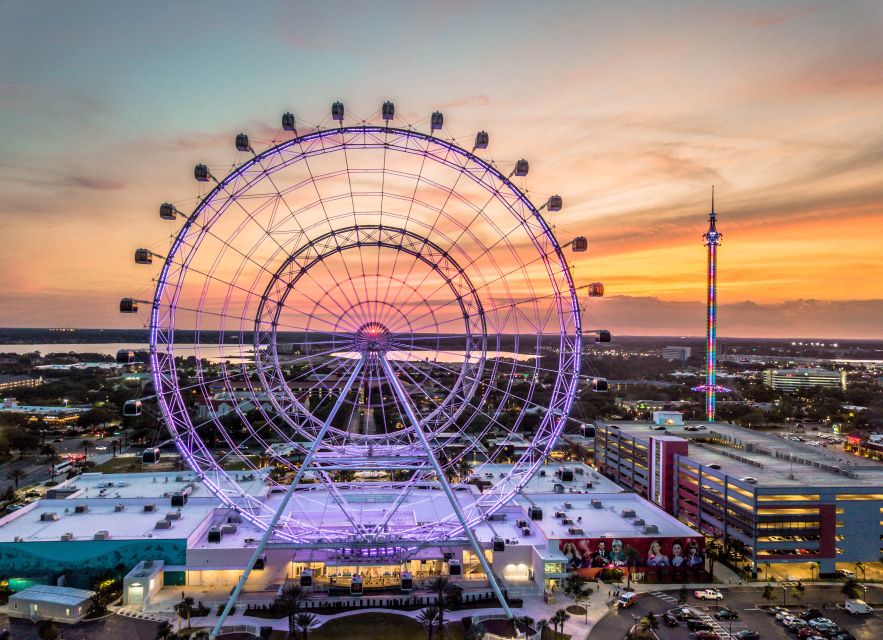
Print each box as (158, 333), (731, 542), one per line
(1, 1), (882, 338)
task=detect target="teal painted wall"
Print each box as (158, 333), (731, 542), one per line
(0, 539), (187, 586)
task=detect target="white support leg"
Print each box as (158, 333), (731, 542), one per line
(210, 357), (365, 639)
(379, 355), (514, 618)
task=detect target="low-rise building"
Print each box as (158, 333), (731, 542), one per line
(763, 368), (846, 391)
(594, 420), (883, 574)
(8, 585), (95, 623)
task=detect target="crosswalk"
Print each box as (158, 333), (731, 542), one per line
(647, 592), (733, 640)
(650, 590), (679, 604)
(115, 607), (171, 623)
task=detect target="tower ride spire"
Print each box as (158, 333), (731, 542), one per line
(703, 187), (722, 421)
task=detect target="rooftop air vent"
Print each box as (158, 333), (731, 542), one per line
(591, 499), (603, 509)
(165, 511), (182, 521)
(114, 504), (125, 512)
(61, 532), (74, 541)
(40, 512), (59, 521)
(74, 505), (88, 514)
(621, 509), (637, 518)
(144, 503), (156, 513)
(155, 520), (172, 530)
(568, 527), (585, 535)
(94, 531), (110, 540)
(643, 524), (659, 534)
(633, 518), (645, 526)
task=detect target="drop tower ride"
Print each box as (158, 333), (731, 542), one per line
(703, 188), (722, 421)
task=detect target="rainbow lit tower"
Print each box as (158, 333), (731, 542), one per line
(703, 188), (722, 421)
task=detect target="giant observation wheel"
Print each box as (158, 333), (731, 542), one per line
(123, 104), (583, 548)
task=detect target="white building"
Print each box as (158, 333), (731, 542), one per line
(8, 585), (95, 623)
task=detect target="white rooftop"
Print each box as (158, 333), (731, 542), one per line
(0, 498), (217, 542)
(55, 470), (268, 499)
(516, 492), (698, 541)
(9, 584), (96, 606)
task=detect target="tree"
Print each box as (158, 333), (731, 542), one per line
(429, 576), (453, 640)
(553, 608), (570, 636)
(764, 561), (772, 582)
(417, 606), (441, 640)
(855, 562), (866, 581)
(295, 612), (318, 640)
(645, 611), (659, 630)
(175, 596), (195, 628)
(275, 583), (304, 638)
(810, 562), (820, 581)
(762, 585), (774, 604)
(80, 439), (91, 458)
(841, 578), (861, 599)
(622, 545), (640, 589)
(791, 581), (805, 603)
(6, 468), (27, 489)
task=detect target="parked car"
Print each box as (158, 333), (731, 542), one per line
(776, 611), (795, 622)
(798, 628), (818, 639)
(818, 626), (842, 639)
(836, 569), (856, 579)
(733, 632), (760, 640)
(715, 608), (738, 620)
(662, 612), (679, 627)
(677, 607), (700, 621)
(830, 632), (855, 640)
(695, 589), (724, 600)
(690, 632), (720, 640)
(808, 618), (834, 629)
(769, 606), (789, 616)
(688, 620), (713, 632)
(800, 609), (824, 621)
(786, 618), (809, 632)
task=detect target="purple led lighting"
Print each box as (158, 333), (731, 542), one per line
(146, 125), (582, 543)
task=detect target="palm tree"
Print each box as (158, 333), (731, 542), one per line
(553, 609), (570, 636)
(174, 596), (195, 628)
(429, 576), (452, 640)
(623, 545), (640, 589)
(80, 439), (91, 458)
(535, 619), (548, 639)
(855, 562), (866, 581)
(294, 612), (318, 640)
(810, 561), (820, 581)
(6, 468), (27, 490)
(276, 583), (304, 638)
(417, 606), (441, 640)
(764, 561), (772, 582)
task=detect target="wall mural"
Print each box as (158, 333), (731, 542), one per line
(558, 536), (705, 571)
(0, 539), (186, 587)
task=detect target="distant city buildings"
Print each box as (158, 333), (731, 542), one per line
(763, 368), (846, 391)
(661, 346), (691, 362)
(0, 374), (42, 392)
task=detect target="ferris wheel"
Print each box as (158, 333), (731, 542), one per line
(121, 102), (597, 623)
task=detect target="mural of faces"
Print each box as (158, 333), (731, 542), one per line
(558, 537), (704, 571)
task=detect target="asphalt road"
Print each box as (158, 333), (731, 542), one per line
(0, 433), (127, 495)
(589, 585), (882, 640)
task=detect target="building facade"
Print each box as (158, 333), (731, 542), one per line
(763, 368), (846, 391)
(594, 421), (883, 574)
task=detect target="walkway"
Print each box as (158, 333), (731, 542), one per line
(182, 592), (613, 640)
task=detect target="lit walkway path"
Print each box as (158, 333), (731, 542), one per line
(182, 592), (612, 639)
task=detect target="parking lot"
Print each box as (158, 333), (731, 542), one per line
(589, 585), (881, 640)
